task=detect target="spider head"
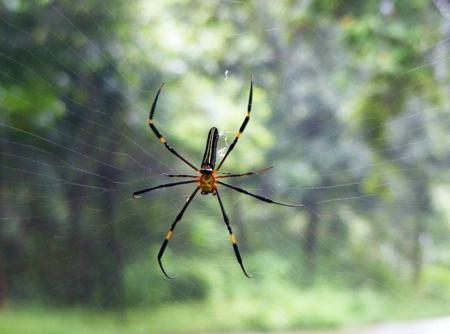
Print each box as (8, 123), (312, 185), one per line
(200, 168), (214, 174)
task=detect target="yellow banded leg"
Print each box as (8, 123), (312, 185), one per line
(147, 84), (198, 171)
(216, 189), (250, 278)
(216, 79), (253, 171)
(157, 187), (200, 278)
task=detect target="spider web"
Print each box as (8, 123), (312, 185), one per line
(1, 0), (450, 332)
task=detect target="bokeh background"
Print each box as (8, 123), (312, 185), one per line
(1, 0), (450, 333)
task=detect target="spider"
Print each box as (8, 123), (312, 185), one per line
(133, 79), (302, 278)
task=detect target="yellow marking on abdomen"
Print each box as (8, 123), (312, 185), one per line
(148, 119), (153, 124)
(166, 230), (173, 240)
(236, 131), (241, 138)
(229, 234), (236, 244)
(159, 137), (167, 144)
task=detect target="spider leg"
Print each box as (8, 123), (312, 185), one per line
(158, 187), (200, 278)
(216, 166), (273, 179)
(163, 173), (198, 178)
(149, 84), (198, 172)
(216, 78), (253, 171)
(217, 181), (303, 207)
(215, 188), (250, 278)
(133, 180), (196, 198)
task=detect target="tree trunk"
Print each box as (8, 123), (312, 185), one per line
(96, 139), (125, 309)
(411, 180), (429, 285)
(65, 185), (87, 304)
(303, 200), (319, 271)
(0, 248), (7, 307)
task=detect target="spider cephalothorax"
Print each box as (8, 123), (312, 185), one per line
(199, 171), (216, 194)
(133, 79), (302, 278)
